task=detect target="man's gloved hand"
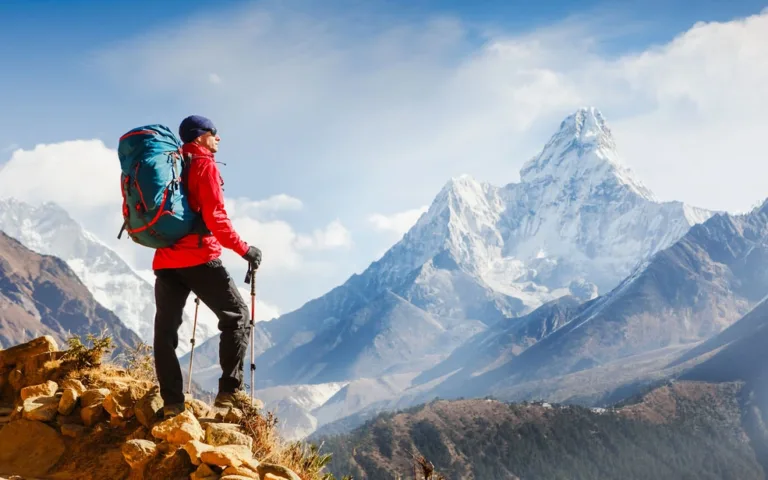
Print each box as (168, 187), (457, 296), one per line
(242, 245), (262, 269)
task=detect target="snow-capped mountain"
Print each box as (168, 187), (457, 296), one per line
(246, 106), (713, 386)
(0, 198), (218, 354)
(182, 106), (715, 439)
(0, 230), (142, 351)
(426, 198), (768, 403)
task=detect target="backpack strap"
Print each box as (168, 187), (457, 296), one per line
(180, 151), (213, 248)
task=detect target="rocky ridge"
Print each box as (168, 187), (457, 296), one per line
(0, 335), (338, 480)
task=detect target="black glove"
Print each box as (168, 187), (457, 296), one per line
(242, 246), (262, 269)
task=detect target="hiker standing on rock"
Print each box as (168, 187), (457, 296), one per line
(151, 115), (262, 418)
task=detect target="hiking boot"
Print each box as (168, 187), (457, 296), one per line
(213, 390), (240, 409)
(163, 402), (186, 419)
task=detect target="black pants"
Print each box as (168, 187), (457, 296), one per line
(153, 258), (250, 405)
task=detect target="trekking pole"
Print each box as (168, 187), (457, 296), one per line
(245, 263), (257, 402)
(186, 297), (200, 395)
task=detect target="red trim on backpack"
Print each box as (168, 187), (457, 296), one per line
(126, 187), (172, 234)
(119, 129), (156, 141)
(133, 163), (148, 213)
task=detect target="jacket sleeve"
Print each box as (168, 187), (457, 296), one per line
(193, 159), (249, 256)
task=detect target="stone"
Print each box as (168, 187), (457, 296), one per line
(127, 426), (149, 441)
(222, 465), (260, 478)
(60, 378), (86, 394)
(22, 395), (59, 422)
(80, 388), (110, 408)
(150, 409), (205, 445)
(183, 440), (214, 466)
(58, 388), (79, 415)
(221, 476), (258, 480)
(0, 419), (65, 477)
(122, 439), (158, 470)
(81, 403), (106, 427)
(56, 410), (82, 426)
(104, 382), (150, 420)
(205, 422), (253, 449)
(0, 336), (57, 368)
(135, 388), (163, 428)
(20, 380), (58, 401)
(190, 463), (219, 480)
(257, 463), (302, 480)
(199, 444), (253, 468)
(7, 370), (22, 392)
(186, 398), (211, 418)
(61, 424), (86, 438)
(264, 475), (290, 480)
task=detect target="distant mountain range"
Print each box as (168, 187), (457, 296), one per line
(0, 230), (140, 352)
(0, 198), (219, 354)
(4, 106), (758, 448)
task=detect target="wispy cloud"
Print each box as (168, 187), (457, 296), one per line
(368, 206), (428, 237)
(0, 139), (350, 314)
(93, 5), (768, 216)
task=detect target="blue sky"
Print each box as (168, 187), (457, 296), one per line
(1, 0), (767, 320)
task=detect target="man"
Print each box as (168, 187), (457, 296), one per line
(152, 114), (262, 417)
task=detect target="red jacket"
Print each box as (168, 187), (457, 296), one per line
(152, 142), (249, 270)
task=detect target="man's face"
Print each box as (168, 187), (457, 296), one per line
(195, 129), (220, 153)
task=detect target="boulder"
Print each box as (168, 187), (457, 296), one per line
(257, 463), (302, 480)
(122, 439), (158, 470)
(191, 463), (219, 480)
(60, 378), (86, 394)
(20, 380), (58, 401)
(81, 403), (106, 426)
(61, 424), (86, 438)
(199, 444), (253, 468)
(22, 395), (59, 422)
(0, 419), (65, 477)
(183, 440), (214, 466)
(135, 388), (163, 428)
(186, 398), (211, 418)
(80, 388), (110, 408)
(0, 336), (57, 368)
(222, 465), (260, 478)
(151, 410), (205, 445)
(58, 388), (79, 415)
(205, 422), (253, 449)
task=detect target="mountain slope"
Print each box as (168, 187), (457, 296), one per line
(234, 106), (713, 390)
(449, 200), (768, 401)
(0, 230), (141, 352)
(0, 198), (218, 354)
(319, 381), (762, 480)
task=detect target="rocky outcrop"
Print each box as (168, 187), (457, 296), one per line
(0, 336), (316, 480)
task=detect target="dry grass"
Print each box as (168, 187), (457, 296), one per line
(230, 390), (351, 480)
(55, 335), (354, 479)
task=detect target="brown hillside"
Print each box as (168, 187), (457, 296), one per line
(0, 231), (140, 352)
(322, 380), (763, 479)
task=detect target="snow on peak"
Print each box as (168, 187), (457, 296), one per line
(0, 197), (218, 354)
(519, 107), (654, 201)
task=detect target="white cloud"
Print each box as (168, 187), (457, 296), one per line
(368, 206), (428, 237)
(94, 6), (768, 215)
(296, 219), (352, 250)
(0, 140), (344, 316)
(226, 194), (303, 216)
(209, 73), (222, 84)
(0, 140), (119, 212)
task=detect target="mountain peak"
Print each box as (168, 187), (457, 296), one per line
(557, 106), (614, 149)
(519, 107), (654, 200)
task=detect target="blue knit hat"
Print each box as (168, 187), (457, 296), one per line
(179, 115), (217, 143)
